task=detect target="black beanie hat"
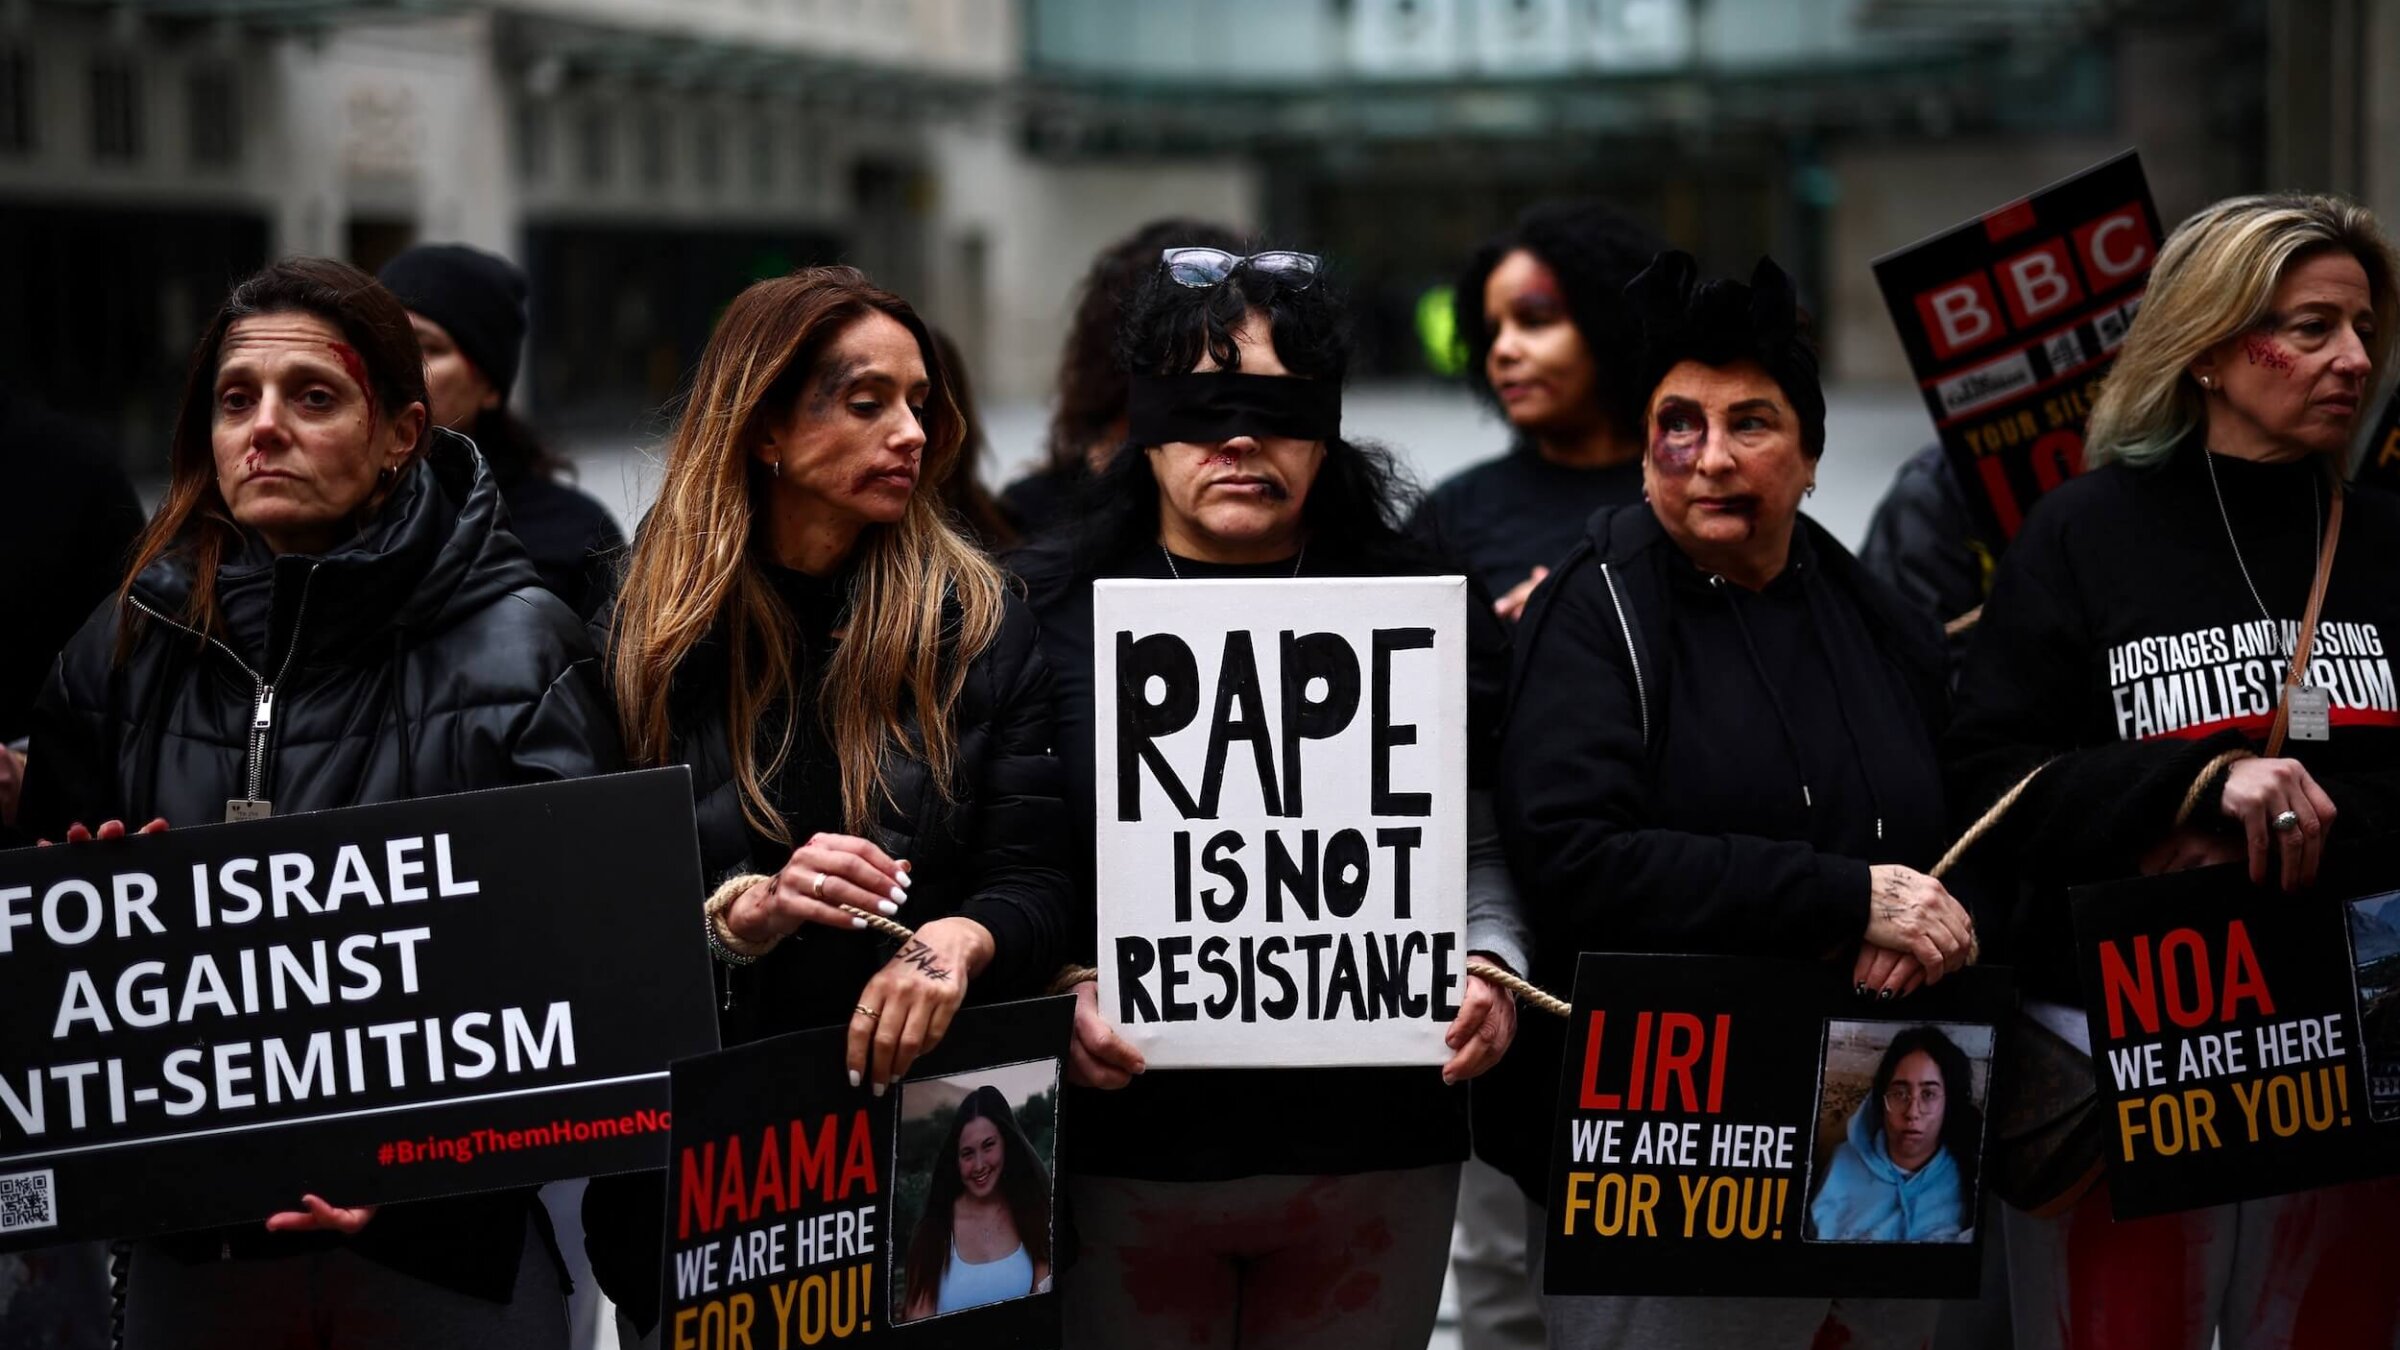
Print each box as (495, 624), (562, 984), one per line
(1625, 250), (1827, 459)
(378, 244), (528, 400)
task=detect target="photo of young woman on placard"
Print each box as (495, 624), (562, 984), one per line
(1805, 1022), (1992, 1244)
(892, 1060), (1059, 1323)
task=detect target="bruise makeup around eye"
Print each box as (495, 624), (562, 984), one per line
(1649, 399), (1704, 475)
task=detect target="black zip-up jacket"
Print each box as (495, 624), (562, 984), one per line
(1482, 504), (1949, 1198)
(581, 571), (1070, 1332)
(1947, 443), (2400, 1001)
(19, 428), (623, 1301)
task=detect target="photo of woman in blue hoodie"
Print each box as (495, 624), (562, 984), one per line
(1807, 1023), (1985, 1244)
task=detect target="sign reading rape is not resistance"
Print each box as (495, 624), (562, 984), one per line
(0, 769), (719, 1250)
(1094, 577), (1468, 1069)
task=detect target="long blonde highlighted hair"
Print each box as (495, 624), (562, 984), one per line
(2086, 193), (2398, 468)
(608, 267), (1005, 839)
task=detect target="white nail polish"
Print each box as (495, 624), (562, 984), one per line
(850, 916), (868, 929)
(872, 1081), (887, 1098)
(847, 1069), (860, 1089)
(889, 887), (907, 905)
(878, 900), (898, 916)
(896, 869), (914, 888)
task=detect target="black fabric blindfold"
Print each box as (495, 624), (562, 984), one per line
(1126, 372), (1342, 445)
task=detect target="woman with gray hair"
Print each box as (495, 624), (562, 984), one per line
(1948, 193), (2400, 1347)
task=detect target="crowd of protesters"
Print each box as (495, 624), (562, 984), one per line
(4, 188), (2397, 1350)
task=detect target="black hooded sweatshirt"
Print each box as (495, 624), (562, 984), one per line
(1946, 442), (2400, 1002)
(20, 428), (623, 1301)
(1482, 504), (1949, 1198)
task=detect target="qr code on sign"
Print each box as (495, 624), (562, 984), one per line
(0, 1169), (58, 1234)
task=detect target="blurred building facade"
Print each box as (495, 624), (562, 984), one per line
(3, 0), (2396, 457)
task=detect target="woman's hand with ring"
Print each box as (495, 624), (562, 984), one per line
(1863, 865), (1974, 981)
(2219, 757), (2336, 891)
(847, 917), (993, 1095)
(722, 833), (912, 946)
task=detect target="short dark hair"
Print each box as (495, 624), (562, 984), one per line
(1627, 251), (1827, 459)
(1046, 217), (1246, 472)
(1453, 200), (1667, 441)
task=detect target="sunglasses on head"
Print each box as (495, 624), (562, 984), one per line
(1160, 247), (1323, 292)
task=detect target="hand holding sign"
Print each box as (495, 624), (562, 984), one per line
(1065, 979), (1145, 1090)
(1864, 865), (1975, 979)
(847, 917), (991, 1095)
(1443, 957), (1518, 1084)
(264, 1194), (377, 1234)
(39, 817), (170, 846)
(2218, 758), (2337, 890)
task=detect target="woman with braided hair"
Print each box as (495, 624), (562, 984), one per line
(1491, 251), (1968, 1349)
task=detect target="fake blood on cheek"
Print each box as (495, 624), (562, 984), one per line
(2241, 334), (2296, 375)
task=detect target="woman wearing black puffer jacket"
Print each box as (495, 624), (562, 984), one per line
(583, 267), (1070, 1335)
(19, 258), (622, 1347)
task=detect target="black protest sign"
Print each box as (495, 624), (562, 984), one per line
(660, 996), (1071, 1350)
(2356, 387), (2400, 495)
(1874, 151), (2163, 543)
(1543, 955), (2012, 1299)
(2071, 851), (2400, 1219)
(0, 769), (717, 1250)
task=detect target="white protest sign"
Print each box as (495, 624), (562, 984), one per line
(1094, 577), (1466, 1069)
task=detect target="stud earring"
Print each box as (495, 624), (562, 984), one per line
(2198, 375), (2215, 391)
(771, 459), (783, 478)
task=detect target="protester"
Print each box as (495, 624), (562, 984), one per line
(1408, 197), (1667, 1350)
(1858, 445), (1991, 644)
(17, 257), (623, 1347)
(1492, 251), (1970, 1349)
(931, 327), (1016, 551)
(584, 265), (1070, 1332)
(0, 391), (143, 846)
(378, 243), (625, 618)
(899, 1085), (1054, 1322)
(1809, 1027), (1981, 1244)
(1011, 245), (1526, 1349)
(996, 217), (1244, 536)
(1946, 193), (2400, 1349)
(1414, 201), (1667, 620)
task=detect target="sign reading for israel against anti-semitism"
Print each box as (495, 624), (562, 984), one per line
(1875, 150), (2163, 543)
(2071, 852), (2400, 1219)
(1543, 955), (2013, 1299)
(661, 996), (1071, 1350)
(0, 769), (717, 1250)
(1094, 577), (1467, 1070)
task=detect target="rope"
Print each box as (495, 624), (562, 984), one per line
(1929, 760), (2052, 880)
(1467, 959), (1573, 1018)
(869, 748), (2246, 1026)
